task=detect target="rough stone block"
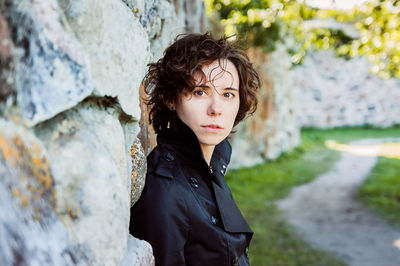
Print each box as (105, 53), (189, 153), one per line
(3, 0), (93, 126)
(122, 234), (155, 266)
(0, 118), (88, 265)
(34, 99), (131, 265)
(59, 0), (150, 120)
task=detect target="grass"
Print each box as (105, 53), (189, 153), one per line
(358, 156), (400, 229)
(226, 124), (400, 266)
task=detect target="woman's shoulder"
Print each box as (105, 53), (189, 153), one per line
(142, 144), (193, 202)
(133, 144), (190, 216)
(146, 143), (182, 180)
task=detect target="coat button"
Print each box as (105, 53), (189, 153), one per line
(211, 215), (218, 225)
(220, 169), (225, 175)
(189, 177), (199, 188)
(163, 153), (174, 162)
(222, 164), (226, 169)
(232, 256), (238, 266)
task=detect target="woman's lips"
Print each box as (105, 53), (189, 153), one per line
(203, 124), (223, 129)
(201, 124), (224, 132)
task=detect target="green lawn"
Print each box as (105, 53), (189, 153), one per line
(358, 156), (400, 229)
(226, 125), (400, 266)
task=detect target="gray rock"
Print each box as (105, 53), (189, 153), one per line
(0, 11), (15, 115)
(3, 0), (93, 126)
(123, 0), (160, 38)
(120, 119), (143, 206)
(146, 0), (209, 61)
(122, 234), (155, 266)
(148, 0), (185, 61)
(183, 0), (208, 33)
(0, 0), (210, 264)
(130, 137), (147, 207)
(59, 0), (150, 120)
(34, 98), (132, 265)
(294, 49), (400, 128)
(0, 118), (89, 265)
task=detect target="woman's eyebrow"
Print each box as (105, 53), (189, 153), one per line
(224, 87), (238, 91)
(196, 84), (238, 91)
(196, 84), (210, 88)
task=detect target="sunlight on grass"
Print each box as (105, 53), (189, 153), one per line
(325, 140), (400, 159)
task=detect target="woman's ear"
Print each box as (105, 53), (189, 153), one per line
(167, 100), (175, 111)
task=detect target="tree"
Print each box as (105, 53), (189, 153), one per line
(205, 0), (400, 78)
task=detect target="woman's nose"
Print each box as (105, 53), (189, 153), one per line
(207, 96), (223, 116)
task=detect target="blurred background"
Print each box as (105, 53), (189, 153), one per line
(0, 0), (399, 265)
(203, 1), (400, 265)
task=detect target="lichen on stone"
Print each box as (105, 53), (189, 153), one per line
(0, 119), (56, 224)
(130, 137), (147, 207)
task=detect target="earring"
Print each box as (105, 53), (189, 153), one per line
(170, 106), (175, 111)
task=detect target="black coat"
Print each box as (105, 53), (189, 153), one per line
(129, 117), (253, 266)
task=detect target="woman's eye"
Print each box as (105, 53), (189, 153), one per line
(223, 92), (234, 99)
(194, 90), (206, 96)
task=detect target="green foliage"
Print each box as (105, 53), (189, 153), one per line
(204, 0), (400, 78)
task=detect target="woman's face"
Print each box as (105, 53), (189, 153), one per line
(175, 59), (240, 148)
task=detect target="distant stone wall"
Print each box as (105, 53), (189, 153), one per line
(230, 45), (400, 168)
(294, 49), (400, 128)
(0, 0), (206, 265)
(230, 46), (301, 168)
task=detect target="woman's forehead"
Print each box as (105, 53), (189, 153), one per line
(194, 59), (239, 88)
(202, 59), (236, 74)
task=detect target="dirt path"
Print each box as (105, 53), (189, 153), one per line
(276, 138), (400, 266)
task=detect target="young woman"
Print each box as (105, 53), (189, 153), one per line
(129, 32), (261, 266)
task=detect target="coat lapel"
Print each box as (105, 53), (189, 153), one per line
(210, 140), (253, 234)
(212, 182), (253, 234)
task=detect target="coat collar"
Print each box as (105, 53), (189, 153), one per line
(157, 116), (231, 168)
(156, 116), (253, 236)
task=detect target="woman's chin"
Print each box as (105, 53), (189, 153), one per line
(198, 136), (226, 147)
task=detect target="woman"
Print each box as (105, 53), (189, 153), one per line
(129, 32), (261, 266)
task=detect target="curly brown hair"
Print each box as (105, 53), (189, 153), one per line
(143, 32), (261, 134)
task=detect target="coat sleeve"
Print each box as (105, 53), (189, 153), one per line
(129, 173), (190, 266)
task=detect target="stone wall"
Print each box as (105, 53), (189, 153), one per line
(229, 46), (301, 168)
(294, 49), (400, 128)
(0, 0), (206, 265)
(4, 0), (397, 263)
(230, 45), (400, 168)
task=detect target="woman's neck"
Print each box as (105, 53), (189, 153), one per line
(200, 144), (215, 166)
